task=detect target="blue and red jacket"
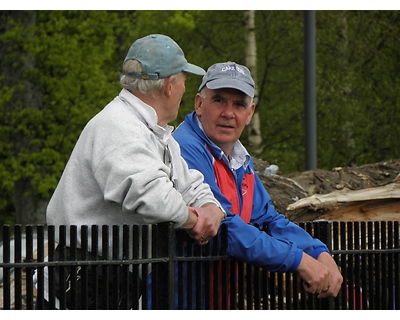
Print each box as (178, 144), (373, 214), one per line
(173, 112), (329, 273)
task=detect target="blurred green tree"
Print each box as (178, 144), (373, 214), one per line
(0, 10), (399, 227)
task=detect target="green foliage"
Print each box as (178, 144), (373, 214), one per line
(315, 11), (400, 169)
(1, 10), (399, 223)
(255, 11), (306, 172)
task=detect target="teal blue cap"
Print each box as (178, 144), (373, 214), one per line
(123, 34), (205, 80)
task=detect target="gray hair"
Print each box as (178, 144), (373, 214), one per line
(120, 60), (179, 95)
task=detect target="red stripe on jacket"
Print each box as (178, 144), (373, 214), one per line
(208, 148), (255, 308)
(212, 153), (254, 224)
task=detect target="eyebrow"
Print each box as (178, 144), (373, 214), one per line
(211, 93), (248, 106)
(210, 93), (224, 100)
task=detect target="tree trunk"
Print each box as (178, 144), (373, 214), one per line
(245, 10), (263, 155)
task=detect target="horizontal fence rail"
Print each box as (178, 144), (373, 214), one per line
(1, 221), (399, 310)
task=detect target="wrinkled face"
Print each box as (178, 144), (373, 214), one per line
(195, 87), (255, 155)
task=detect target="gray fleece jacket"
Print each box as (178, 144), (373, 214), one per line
(47, 88), (220, 248)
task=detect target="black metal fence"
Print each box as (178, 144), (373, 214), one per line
(1, 220), (399, 310)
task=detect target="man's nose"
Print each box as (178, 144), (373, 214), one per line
(221, 105), (234, 118)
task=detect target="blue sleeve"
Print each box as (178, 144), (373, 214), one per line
(250, 171), (330, 260)
(175, 129), (328, 272)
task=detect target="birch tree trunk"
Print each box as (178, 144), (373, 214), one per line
(245, 10), (263, 155)
(339, 11), (355, 165)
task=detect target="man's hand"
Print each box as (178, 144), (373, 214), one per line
(296, 253), (330, 296)
(186, 204), (224, 245)
(296, 252), (343, 299)
(315, 252), (343, 298)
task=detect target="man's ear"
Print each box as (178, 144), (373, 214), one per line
(245, 103), (256, 125)
(163, 75), (175, 97)
(194, 93), (203, 115)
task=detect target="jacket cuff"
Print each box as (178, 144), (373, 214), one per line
(288, 249), (303, 272)
(310, 246), (330, 259)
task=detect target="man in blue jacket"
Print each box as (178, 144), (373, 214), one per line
(173, 61), (343, 300)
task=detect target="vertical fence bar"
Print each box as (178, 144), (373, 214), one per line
(80, 225), (89, 309)
(381, 221), (388, 309)
(193, 236), (203, 310)
(339, 221), (348, 309)
(91, 225), (99, 310)
(387, 221), (394, 310)
(374, 221), (381, 309)
(332, 221), (341, 309)
(253, 263), (261, 310)
(245, 263), (252, 309)
(69, 225), (78, 309)
(186, 232), (196, 309)
(367, 221), (374, 309)
(121, 224), (130, 310)
(229, 260), (237, 310)
(176, 230), (185, 309)
(141, 225), (149, 309)
(237, 260), (245, 309)
(353, 221), (361, 310)
(47, 225), (55, 309)
(284, 272), (292, 310)
(347, 221), (355, 310)
(259, 263), (266, 309)
(219, 225), (231, 310)
(35, 225), (45, 310)
(292, 271), (300, 309)
(101, 225), (110, 309)
(203, 236), (212, 310)
(111, 225), (120, 309)
(58, 225), (67, 309)
(25, 226), (34, 310)
(152, 224), (159, 309)
(152, 222), (175, 309)
(131, 224), (141, 310)
(212, 234), (222, 310)
(269, 271), (277, 309)
(2, 225), (11, 310)
(360, 221), (367, 310)
(276, 272), (284, 309)
(306, 221), (316, 309)
(14, 225), (22, 310)
(297, 222), (307, 310)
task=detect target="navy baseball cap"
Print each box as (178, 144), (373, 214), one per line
(123, 34), (205, 80)
(198, 61), (255, 98)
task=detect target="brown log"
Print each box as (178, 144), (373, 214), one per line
(253, 158), (400, 222)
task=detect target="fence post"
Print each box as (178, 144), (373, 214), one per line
(152, 222), (175, 309)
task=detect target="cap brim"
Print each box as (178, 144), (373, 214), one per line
(184, 63), (206, 76)
(206, 79), (255, 98)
